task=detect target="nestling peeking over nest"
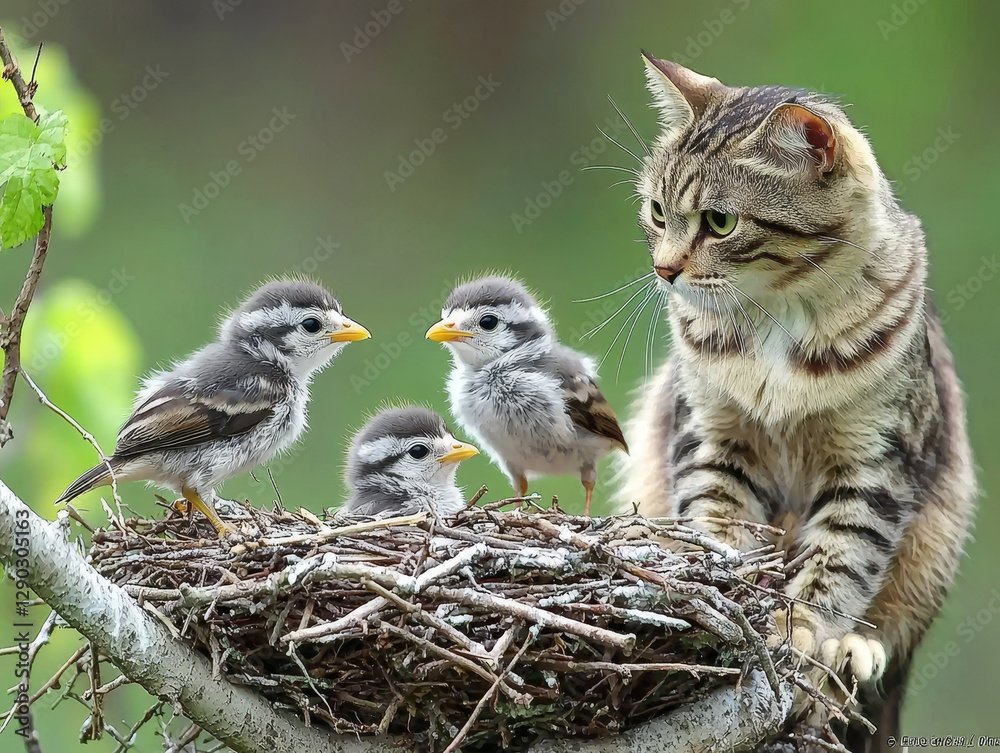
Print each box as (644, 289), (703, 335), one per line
(342, 406), (480, 518)
(86, 495), (857, 752)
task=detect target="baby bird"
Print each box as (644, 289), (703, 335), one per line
(55, 279), (371, 536)
(343, 406), (479, 517)
(426, 275), (627, 515)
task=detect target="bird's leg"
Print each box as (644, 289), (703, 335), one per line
(583, 481), (595, 517)
(513, 474), (529, 509)
(514, 474), (529, 496)
(181, 487), (235, 537)
(581, 463), (597, 517)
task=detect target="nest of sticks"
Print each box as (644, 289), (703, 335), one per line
(87, 492), (823, 752)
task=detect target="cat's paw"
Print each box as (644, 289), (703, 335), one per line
(767, 607), (818, 656)
(820, 633), (887, 683)
(768, 608), (888, 684)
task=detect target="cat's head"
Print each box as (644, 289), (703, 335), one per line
(635, 53), (889, 305)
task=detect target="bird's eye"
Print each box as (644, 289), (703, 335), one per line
(650, 200), (666, 229)
(479, 314), (499, 331)
(703, 210), (738, 237)
(407, 444), (429, 460)
(300, 318), (322, 334)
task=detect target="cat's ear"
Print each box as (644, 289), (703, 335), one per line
(641, 52), (721, 133)
(744, 102), (837, 176)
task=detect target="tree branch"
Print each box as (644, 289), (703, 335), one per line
(0, 27), (39, 121)
(0, 26), (53, 437)
(0, 480), (402, 753)
(530, 668), (793, 753)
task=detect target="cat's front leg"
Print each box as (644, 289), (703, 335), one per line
(669, 433), (774, 552)
(774, 482), (910, 683)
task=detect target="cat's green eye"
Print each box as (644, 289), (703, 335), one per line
(650, 200), (666, 229)
(703, 210), (738, 237)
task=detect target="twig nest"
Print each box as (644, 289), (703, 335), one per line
(89, 500), (791, 752)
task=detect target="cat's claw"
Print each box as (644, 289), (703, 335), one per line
(769, 608), (888, 683)
(821, 634), (887, 683)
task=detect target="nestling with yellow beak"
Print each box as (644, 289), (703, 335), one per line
(343, 406), (479, 518)
(427, 275), (627, 515)
(55, 279), (371, 536)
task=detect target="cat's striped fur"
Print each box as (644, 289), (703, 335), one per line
(620, 54), (976, 748)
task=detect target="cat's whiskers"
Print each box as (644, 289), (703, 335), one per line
(818, 235), (887, 264)
(615, 284), (658, 380)
(728, 283), (804, 352)
(573, 272), (654, 303)
(607, 95), (651, 158)
(643, 289), (667, 392)
(720, 282), (764, 354)
(597, 126), (643, 166)
(580, 278), (656, 340)
(608, 178), (638, 189)
(708, 288), (722, 361)
(597, 282), (655, 372)
(719, 286), (746, 357)
(581, 164), (640, 176)
(695, 283), (708, 377)
(795, 251), (846, 294)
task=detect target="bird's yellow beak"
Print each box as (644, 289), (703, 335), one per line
(437, 441), (479, 464)
(329, 319), (372, 343)
(426, 320), (474, 343)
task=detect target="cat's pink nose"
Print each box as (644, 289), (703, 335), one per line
(655, 263), (685, 284)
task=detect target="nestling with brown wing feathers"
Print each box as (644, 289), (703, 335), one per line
(427, 275), (627, 515)
(55, 279), (371, 536)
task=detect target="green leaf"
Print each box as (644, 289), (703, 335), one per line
(0, 112), (36, 139)
(0, 176), (42, 247)
(36, 110), (69, 166)
(0, 37), (102, 238)
(0, 109), (66, 249)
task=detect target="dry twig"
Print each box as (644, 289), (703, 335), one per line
(0, 26), (52, 440)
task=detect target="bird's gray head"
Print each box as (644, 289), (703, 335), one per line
(220, 279), (371, 376)
(345, 406), (479, 488)
(345, 407), (479, 493)
(426, 276), (553, 367)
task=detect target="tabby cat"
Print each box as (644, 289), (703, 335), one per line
(621, 53), (976, 749)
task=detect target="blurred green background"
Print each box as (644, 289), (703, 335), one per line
(0, 1), (997, 749)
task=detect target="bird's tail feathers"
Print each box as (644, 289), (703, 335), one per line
(55, 461), (119, 505)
